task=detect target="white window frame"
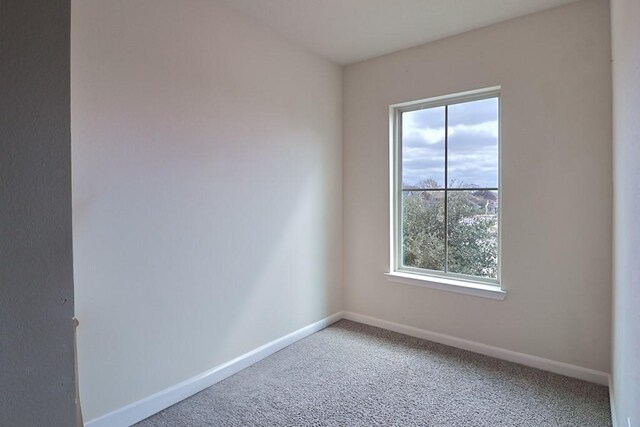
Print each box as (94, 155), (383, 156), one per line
(387, 86), (506, 300)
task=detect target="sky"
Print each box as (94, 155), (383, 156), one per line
(402, 97), (499, 189)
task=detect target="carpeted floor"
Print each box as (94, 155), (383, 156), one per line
(136, 320), (611, 426)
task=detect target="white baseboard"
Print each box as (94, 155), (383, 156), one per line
(609, 375), (618, 427)
(85, 312), (343, 427)
(342, 311), (610, 386)
(86, 310), (611, 426)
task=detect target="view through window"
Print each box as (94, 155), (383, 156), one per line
(392, 89), (500, 284)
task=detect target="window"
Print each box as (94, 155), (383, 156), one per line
(389, 87), (502, 296)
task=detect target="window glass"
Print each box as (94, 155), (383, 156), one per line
(447, 190), (498, 278)
(395, 92), (500, 284)
(402, 107), (445, 189)
(402, 190), (445, 271)
(448, 98), (499, 188)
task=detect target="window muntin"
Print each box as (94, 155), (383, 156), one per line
(392, 88), (500, 285)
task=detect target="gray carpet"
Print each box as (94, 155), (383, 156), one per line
(136, 320), (611, 426)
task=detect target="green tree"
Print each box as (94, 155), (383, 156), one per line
(402, 180), (497, 278)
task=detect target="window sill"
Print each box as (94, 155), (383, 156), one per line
(385, 271), (506, 301)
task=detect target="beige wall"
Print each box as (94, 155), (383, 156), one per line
(343, 0), (612, 372)
(71, 0), (342, 420)
(611, 0), (640, 424)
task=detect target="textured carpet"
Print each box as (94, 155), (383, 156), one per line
(136, 320), (610, 426)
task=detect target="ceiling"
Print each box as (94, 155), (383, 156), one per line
(218, 0), (581, 65)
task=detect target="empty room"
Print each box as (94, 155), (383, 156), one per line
(2, 0), (639, 426)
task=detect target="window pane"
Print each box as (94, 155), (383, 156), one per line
(402, 107), (445, 189)
(447, 98), (498, 188)
(402, 190), (445, 271)
(447, 190), (498, 278)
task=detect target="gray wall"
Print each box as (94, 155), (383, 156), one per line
(0, 1), (76, 426)
(611, 0), (640, 425)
